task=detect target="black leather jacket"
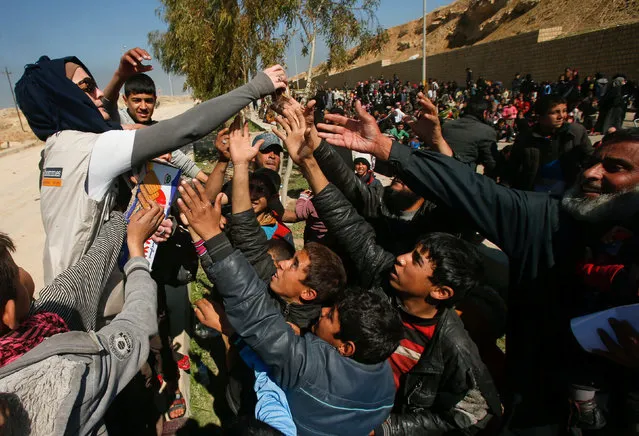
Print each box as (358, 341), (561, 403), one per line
(312, 184), (501, 435)
(313, 141), (474, 256)
(199, 236), (397, 435)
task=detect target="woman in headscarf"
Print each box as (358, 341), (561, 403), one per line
(15, 51), (287, 284)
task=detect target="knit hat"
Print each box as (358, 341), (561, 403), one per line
(353, 157), (371, 170)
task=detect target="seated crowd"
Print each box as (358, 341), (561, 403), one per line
(1, 45), (638, 436)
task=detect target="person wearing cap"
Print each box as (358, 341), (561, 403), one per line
(15, 47), (288, 286)
(353, 156), (382, 193)
(254, 132), (283, 171)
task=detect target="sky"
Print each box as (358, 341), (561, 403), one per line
(0, 0), (452, 109)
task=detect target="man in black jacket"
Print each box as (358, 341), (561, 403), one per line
(505, 94), (593, 196)
(441, 98), (497, 174)
(274, 107), (501, 435)
(316, 101), (639, 434)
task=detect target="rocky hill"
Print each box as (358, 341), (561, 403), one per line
(317, 0), (639, 75)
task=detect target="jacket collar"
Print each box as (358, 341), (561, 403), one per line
(275, 294), (321, 330)
(531, 122), (573, 140)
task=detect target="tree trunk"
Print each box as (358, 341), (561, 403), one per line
(304, 33), (317, 96)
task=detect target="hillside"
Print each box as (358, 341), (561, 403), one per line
(308, 0), (639, 77)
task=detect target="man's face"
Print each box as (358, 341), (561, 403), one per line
(354, 162), (368, 177)
(123, 92), (156, 123)
(539, 103), (567, 132)
(383, 178), (422, 214)
(255, 146), (281, 171)
(398, 123), (404, 131)
(270, 249), (311, 302)
(389, 246), (435, 298)
(71, 68), (109, 120)
(562, 141), (639, 222)
(390, 177), (413, 194)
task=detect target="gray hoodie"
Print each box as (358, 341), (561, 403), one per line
(0, 256), (158, 435)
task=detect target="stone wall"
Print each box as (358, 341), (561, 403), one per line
(297, 21), (639, 89)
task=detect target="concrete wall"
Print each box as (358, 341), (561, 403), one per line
(298, 22), (639, 89)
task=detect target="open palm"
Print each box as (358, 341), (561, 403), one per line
(316, 100), (391, 160)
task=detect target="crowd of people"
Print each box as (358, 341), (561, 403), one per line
(1, 43), (639, 436)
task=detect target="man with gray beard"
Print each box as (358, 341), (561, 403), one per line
(316, 104), (639, 435)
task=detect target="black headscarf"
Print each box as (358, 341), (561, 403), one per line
(15, 56), (121, 141)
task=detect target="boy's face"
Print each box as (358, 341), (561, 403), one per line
(1, 255), (35, 332)
(540, 103), (567, 131)
(389, 246), (435, 298)
(354, 162), (368, 177)
(251, 196), (268, 215)
(123, 92), (156, 124)
(270, 249), (312, 302)
(312, 306), (348, 353)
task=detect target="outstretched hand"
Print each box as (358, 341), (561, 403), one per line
(127, 200), (165, 258)
(407, 94), (441, 144)
(215, 127), (231, 162)
(271, 96), (321, 151)
(317, 100), (392, 160)
(229, 119), (261, 166)
(117, 47), (153, 79)
(263, 65), (288, 93)
(594, 318), (639, 369)
(177, 181), (224, 241)
(272, 106), (313, 166)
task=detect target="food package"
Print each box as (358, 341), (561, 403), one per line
(125, 161), (182, 266)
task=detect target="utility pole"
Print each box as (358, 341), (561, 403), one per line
(4, 67), (26, 132)
(293, 35), (300, 89)
(422, 0), (427, 87)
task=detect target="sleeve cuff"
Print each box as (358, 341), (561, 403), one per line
(373, 419), (390, 436)
(388, 140), (413, 165)
(204, 233), (234, 262)
(313, 139), (332, 160)
(231, 209), (257, 224)
(249, 72), (275, 98)
(124, 256), (150, 275)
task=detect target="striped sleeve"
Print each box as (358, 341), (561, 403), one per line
(32, 212), (126, 331)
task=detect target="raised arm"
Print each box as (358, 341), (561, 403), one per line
(316, 101), (559, 261)
(273, 106), (394, 288)
(132, 67), (285, 165)
(176, 182), (309, 390)
(405, 92), (454, 157)
(102, 48), (153, 118)
(227, 119), (276, 280)
(87, 67), (287, 201)
(204, 127), (231, 201)
(313, 140), (382, 217)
